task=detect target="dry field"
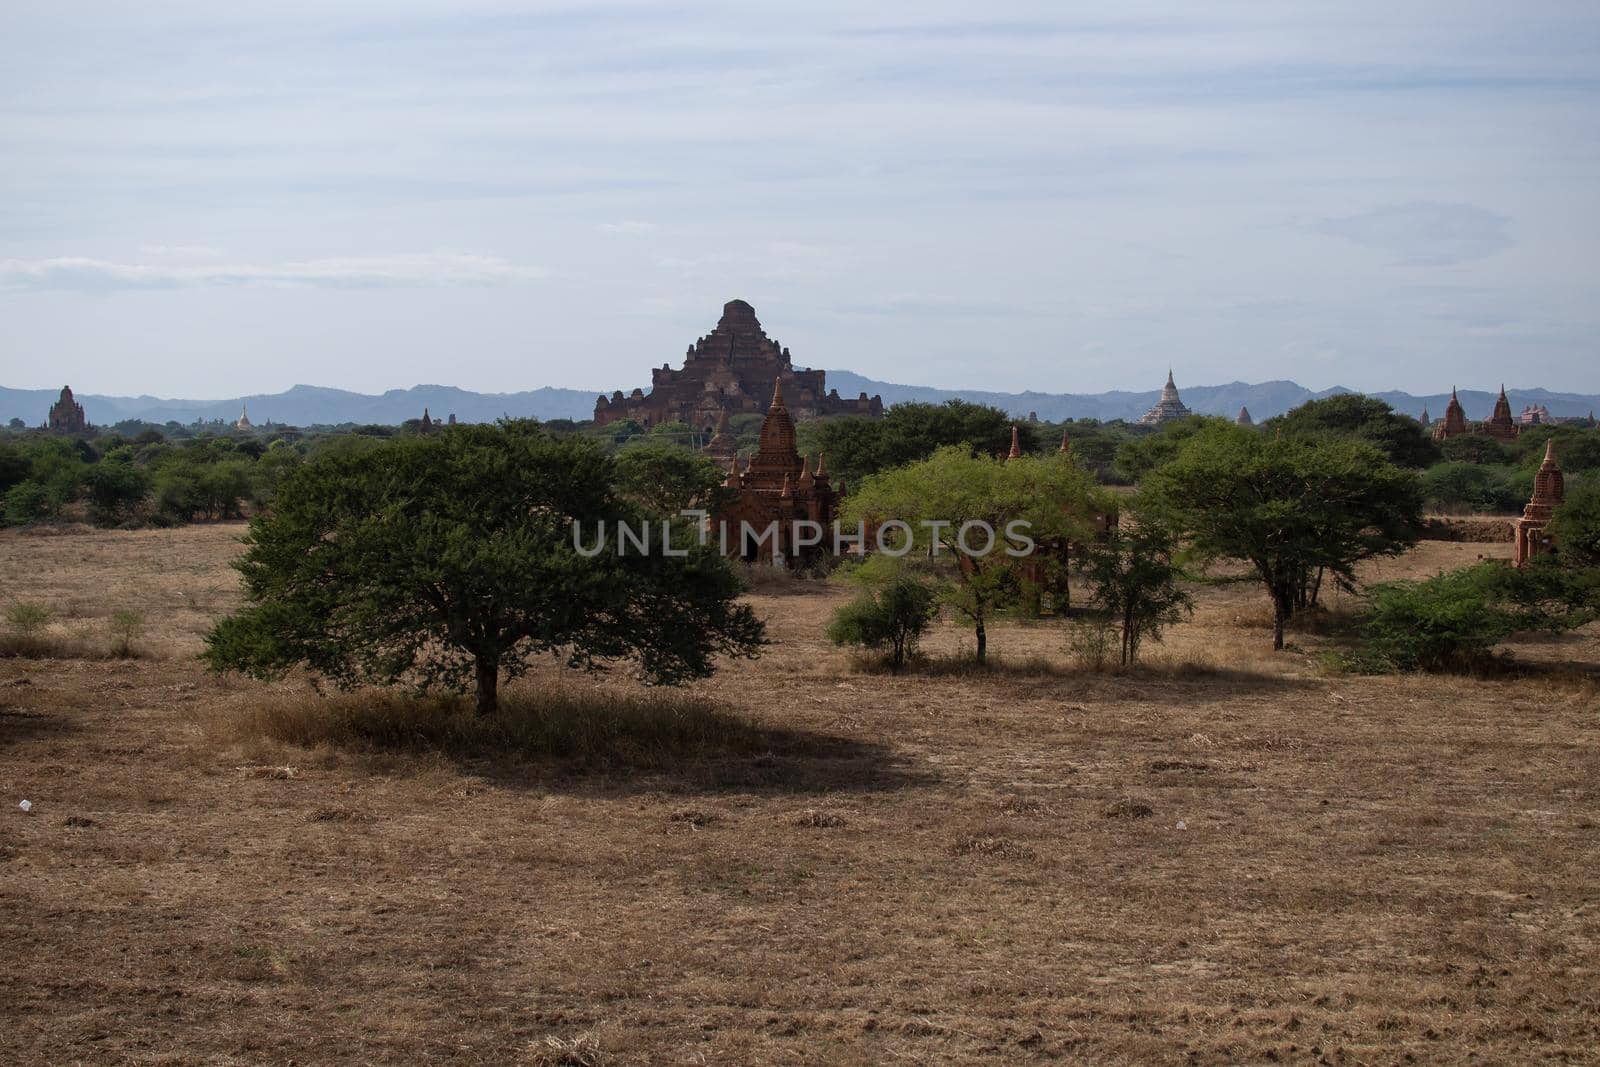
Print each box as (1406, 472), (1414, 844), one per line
(2, 524), (1598, 1064)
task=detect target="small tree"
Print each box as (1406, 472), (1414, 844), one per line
(204, 421), (766, 714)
(843, 446), (1107, 663)
(1079, 519), (1193, 666)
(826, 576), (939, 671)
(1142, 424), (1424, 650)
(108, 610), (144, 658)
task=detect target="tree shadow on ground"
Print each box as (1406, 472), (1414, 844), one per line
(846, 656), (1324, 704)
(211, 687), (935, 798)
(0, 704), (79, 750)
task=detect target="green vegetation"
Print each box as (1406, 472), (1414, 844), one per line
(1078, 519), (1194, 666)
(1141, 423), (1424, 650)
(826, 575), (939, 671)
(1549, 482), (1600, 566)
(203, 420), (766, 714)
(1265, 394), (1441, 468)
(108, 610), (145, 658)
(1352, 560), (1600, 673)
(841, 446), (1109, 663)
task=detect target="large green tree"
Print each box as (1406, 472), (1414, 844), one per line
(612, 441), (730, 516)
(1267, 394), (1441, 468)
(1141, 423), (1424, 649)
(204, 421), (766, 713)
(799, 400), (1038, 487)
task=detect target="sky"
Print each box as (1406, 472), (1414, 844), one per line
(1, 1), (1597, 399)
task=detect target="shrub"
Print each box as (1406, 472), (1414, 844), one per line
(1, 601), (54, 658)
(108, 609), (145, 658)
(1066, 618), (1116, 671)
(1550, 482), (1600, 567)
(1354, 563), (1598, 672)
(826, 577), (939, 671)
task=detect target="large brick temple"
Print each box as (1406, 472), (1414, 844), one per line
(593, 299), (883, 429)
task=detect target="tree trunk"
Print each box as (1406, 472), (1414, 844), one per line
(1272, 594), (1287, 651)
(474, 652), (500, 715)
(975, 620), (987, 664)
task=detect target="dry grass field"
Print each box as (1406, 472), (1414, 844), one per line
(2, 524), (1598, 1064)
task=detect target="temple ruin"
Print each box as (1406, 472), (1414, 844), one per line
(1432, 385), (1520, 442)
(46, 385), (90, 433)
(594, 299), (883, 429)
(1513, 439), (1564, 566)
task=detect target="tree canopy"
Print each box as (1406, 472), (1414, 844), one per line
(842, 446), (1108, 661)
(204, 420), (765, 713)
(798, 400), (1039, 487)
(1141, 423), (1424, 649)
(1267, 394), (1440, 468)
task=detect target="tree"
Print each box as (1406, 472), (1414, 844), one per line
(799, 400), (1036, 487)
(1142, 423), (1424, 650)
(1268, 394), (1441, 468)
(1418, 462), (1525, 514)
(1439, 434), (1510, 465)
(84, 452), (151, 526)
(825, 575), (939, 671)
(842, 446), (1106, 662)
(1112, 416), (1222, 483)
(612, 441), (730, 516)
(1079, 518), (1193, 665)
(1550, 482), (1600, 567)
(204, 421), (766, 714)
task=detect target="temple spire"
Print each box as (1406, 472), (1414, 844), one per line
(769, 377), (786, 413)
(1058, 429), (1071, 455)
(1007, 425), (1022, 460)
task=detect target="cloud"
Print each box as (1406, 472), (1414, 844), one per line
(0, 253), (547, 292)
(598, 220), (657, 234)
(1312, 202), (1513, 265)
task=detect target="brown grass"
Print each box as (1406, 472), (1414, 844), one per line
(2, 525), (1599, 1063)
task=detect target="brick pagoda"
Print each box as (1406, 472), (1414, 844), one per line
(1513, 439), (1564, 566)
(710, 379), (839, 567)
(47, 385), (90, 433)
(594, 299), (882, 429)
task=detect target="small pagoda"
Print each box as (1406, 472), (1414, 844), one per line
(1513, 440), (1564, 566)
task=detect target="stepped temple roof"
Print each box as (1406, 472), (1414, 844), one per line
(1138, 370), (1193, 426)
(594, 299), (883, 429)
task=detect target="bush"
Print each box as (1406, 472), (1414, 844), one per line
(1, 601), (55, 658)
(1066, 619), (1117, 671)
(1354, 563), (1597, 673)
(108, 610), (145, 658)
(1550, 482), (1600, 567)
(1358, 567), (1517, 671)
(826, 577), (939, 671)
(6, 601), (51, 637)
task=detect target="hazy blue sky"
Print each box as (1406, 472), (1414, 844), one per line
(2, 1), (1597, 398)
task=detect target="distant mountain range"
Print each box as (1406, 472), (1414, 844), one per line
(5, 376), (1598, 429)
